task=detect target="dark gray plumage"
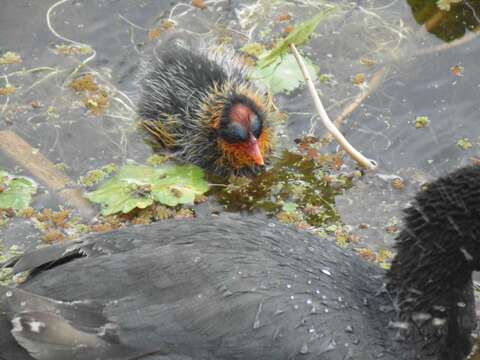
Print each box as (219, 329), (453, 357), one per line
(1, 165), (480, 360)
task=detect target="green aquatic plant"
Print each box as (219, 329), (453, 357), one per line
(212, 150), (354, 228)
(85, 164), (209, 215)
(79, 163), (118, 187)
(415, 116), (430, 128)
(457, 138), (473, 150)
(253, 53), (318, 94)
(0, 170), (37, 210)
(257, 7), (336, 68)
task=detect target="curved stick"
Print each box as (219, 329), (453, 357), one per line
(289, 44), (376, 170)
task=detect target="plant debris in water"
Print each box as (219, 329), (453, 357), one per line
(147, 19), (176, 41)
(0, 51), (22, 65)
(450, 64), (464, 76)
(69, 73), (98, 92)
(0, 170), (37, 210)
(211, 144), (355, 231)
(357, 248), (393, 269)
(457, 137), (473, 150)
(54, 44), (93, 56)
(79, 163), (118, 187)
(257, 7), (336, 68)
(68, 73), (110, 116)
(0, 85), (17, 96)
(415, 115), (430, 128)
(351, 73), (366, 86)
(86, 164), (209, 215)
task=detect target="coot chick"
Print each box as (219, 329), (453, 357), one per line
(137, 38), (275, 177)
(1, 166), (480, 360)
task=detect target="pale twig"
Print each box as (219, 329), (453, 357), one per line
(18, 68), (67, 96)
(46, 0), (97, 85)
(46, 0), (135, 115)
(168, 3), (194, 21)
(4, 67), (58, 78)
(289, 44), (376, 170)
(118, 13), (149, 31)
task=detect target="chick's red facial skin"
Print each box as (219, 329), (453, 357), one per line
(226, 103), (264, 165)
(229, 103), (252, 127)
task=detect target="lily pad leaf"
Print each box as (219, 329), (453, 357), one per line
(0, 171), (37, 210)
(257, 8), (335, 68)
(282, 201), (298, 213)
(85, 164), (209, 215)
(254, 53), (318, 94)
(152, 165), (209, 207)
(85, 178), (154, 216)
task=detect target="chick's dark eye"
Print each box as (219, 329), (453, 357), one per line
(219, 123), (248, 143)
(250, 114), (262, 138)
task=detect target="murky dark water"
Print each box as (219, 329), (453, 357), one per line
(1, 0), (480, 355)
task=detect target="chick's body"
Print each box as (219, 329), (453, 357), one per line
(138, 41), (274, 177)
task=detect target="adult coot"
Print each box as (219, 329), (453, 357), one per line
(137, 38), (275, 177)
(1, 165), (479, 360)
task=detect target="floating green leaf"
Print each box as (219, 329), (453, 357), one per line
(0, 171), (37, 210)
(79, 163), (118, 187)
(253, 53), (318, 94)
(457, 137), (473, 150)
(85, 164), (209, 215)
(282, 201), (298, 213)
(415, 116), (429, 128)
(257, 8), (335, 68)
(152, 165), (209, 207)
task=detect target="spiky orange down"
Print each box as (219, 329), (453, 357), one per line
(217, 128), (273, 170)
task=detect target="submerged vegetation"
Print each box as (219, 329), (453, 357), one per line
(212, 149), (354, 228)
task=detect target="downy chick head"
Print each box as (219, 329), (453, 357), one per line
(217, 93), (270, 167)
